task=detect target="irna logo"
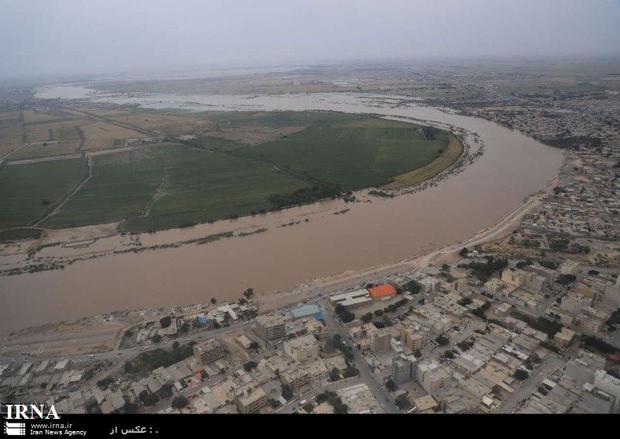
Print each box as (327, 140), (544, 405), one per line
(3, 403), (59, 420)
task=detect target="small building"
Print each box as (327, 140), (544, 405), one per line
(283, 334), (320, 363)
(256, 314), (287, 341)
(392, 354), (417, 384)
(553, 327), (576, 347)
(371, 328), (392, 354)
(235, 387), (268, 414)
(194, 339), (226, 364)
(414, 395), (438, 413)
(290, 304), (322, 320)
(329, 289), (372, 309)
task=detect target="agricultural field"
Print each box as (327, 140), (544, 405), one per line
(236, 114), (453, 190)
(0, 158), (88, 229)
(0, 109), (459, 235)
(42, 143), (307, 231)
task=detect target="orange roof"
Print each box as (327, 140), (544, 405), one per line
(368, 284), (397, 299)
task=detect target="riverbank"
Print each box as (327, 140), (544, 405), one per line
(0, 92), (563, 335)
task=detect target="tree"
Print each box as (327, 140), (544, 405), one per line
(159, 316), (172, 329)
(443, 350), (456, 360)
(343, 366), (359, 378)
(458, 247), (469, 257)
(249, 341), (260, 351)
(139, 391), (159, 406)
(172, 396), (188, 409)
(556, 274), (577, 285)
(395, 394), (411, 410)
(403, 280), (422, 294)
(514, 369), (529, 381)
(436, 335), (449, 346)
(243, 361), (258, 372)
(386, 378), (397, 392)
(302, 402), (314, 413)
(210, 298), (217, 305)
(243, 288), (254, 299)
(329, 367), (340, 381)
(361, 312), (373, 323)
(151, 334), (162, 343)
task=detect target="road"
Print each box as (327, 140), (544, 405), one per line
(496, 355), (564, 413)
(34, 156), (93, 226)
(0, 318), (254, 365)
(321, 301), (400, 413)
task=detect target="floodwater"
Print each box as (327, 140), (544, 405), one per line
(0, 91), (564, 334)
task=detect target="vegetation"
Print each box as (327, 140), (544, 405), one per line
(0, 158), (88, 229)
(0, 228), (42, 242)
(581, 335), (619, 355)
(471, 301), (492, 320)
(606, 308), (620, 330)
(243, 361), (258, 372)
(556, 274), (577, 285)
(466, 256), (509, 282)
(315, 391), (348, 414)
(386, 378), (398, 392)
(403, 279), (422, 294)
(514, 369), (529, 381)
(395, 394), (412, 411)
(0, 111), (456, 233)
(268, 183), (341, 210)
(238, 115), (451, 192)
(334, 304), (355, 324)
(172, 396), (189, 409)
(511, 310), (563, 337)
(124, 343), (193, 376)
(436, 335), (450, 346)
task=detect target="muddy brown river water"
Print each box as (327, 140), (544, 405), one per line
(0, 91), (564, 334)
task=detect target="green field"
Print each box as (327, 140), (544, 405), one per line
(237, 115), (450, 191)
(43, 144), (307, 231)
(0, 159), (87, 229)
(0, 111), (457, 234)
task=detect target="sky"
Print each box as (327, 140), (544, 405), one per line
(1, 0), (619, 79)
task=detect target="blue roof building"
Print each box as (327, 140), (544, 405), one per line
(290, 304), (322, 320)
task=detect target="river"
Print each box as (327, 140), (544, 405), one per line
(0, 90), (564, 334)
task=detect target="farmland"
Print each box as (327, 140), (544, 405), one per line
(0, 158), (88, 229)
(236, 114), (454, 191)
(0, 108), (460, 235)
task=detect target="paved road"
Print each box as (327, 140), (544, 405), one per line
(321, 302), (400, 413)
(496, 355), (564, 413)
(0, 319), (254, 364)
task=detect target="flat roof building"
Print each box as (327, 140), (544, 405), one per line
(194, 339), (226, 364)
(329, 290), (372, 309)
(290, 304), (322, 320)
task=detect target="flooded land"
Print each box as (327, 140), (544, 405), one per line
(0, 91), (564, 334)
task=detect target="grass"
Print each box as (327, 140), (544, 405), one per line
(237, 116), (449, 191)
(2, 111), (460, 233)
(0, 228), (43, 242)
(0, 159), (88, 229)
(382, 134), (463, 189)
(43, 143), (307, 231)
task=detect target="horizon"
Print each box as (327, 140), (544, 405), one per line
(1, 0), (620, 81)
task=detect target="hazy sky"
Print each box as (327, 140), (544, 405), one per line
(1, 0), (619, 79)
